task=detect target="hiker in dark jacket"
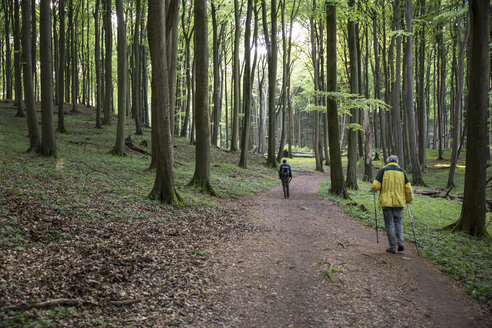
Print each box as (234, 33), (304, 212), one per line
(279, 159), (292, 199)
(371, 155), (414, 254)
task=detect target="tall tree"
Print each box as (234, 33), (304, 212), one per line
(450, 0), (489, 237)
(113, 0), (127, 155)
(391, 0), (404, 162)
(39, 0), (56, 156)
(179, 0), (193, 138)
(211, 1), (221, 147)
(21, 0), (40, 152)
(404, 0), (423, 184)
(3, 0), (12, 99)
(326, 1), (347, 198)
(57, 0), (67, 133)
(239, 0), (253, 168)
(230, 0), (240, 151)
(188, 0), (218, 195)
(102, 0), (112, 125)
(147, 0), (181, 204)
(133, 0), (143, 135)
(345, 0), (358, 190)
(13, 0), (24, 117)
(94, 0), (102, 128)
(263, 0), (278, 168)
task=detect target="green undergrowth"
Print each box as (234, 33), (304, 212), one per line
(0, 102), (278, 247)
(319, 179), (492, 305)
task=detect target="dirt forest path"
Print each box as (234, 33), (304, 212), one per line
(197, 173), (490, 328)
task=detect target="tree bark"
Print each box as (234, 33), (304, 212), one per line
(21, 0), (40, 152)
(346, 0), (358, 190)
(133, 0), (142, 135)
(451, 0), (489, 237)
(326, 2), (347, 198)
(103, 0), (112, 125)
(404, 0), (424, 184)
(188, 0), (218, 196)
(94, 0), (102, 128)
(230, 0), (241, 151)
(147, 0), (182, 204)
(40, 0), (56, 156)
(3, 0), (12, 99)
(113, 0), (127, 155)
(263, 0), (278, 168)
(57, 0), (67, 133)
(239, 0), (253, 168)
(14, 0), (24, 117)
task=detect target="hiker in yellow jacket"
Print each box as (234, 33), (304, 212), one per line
(371, 155), (413, 254)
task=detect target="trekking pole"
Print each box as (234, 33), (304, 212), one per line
(373, 192), (379, 243)
(407, 205), (420, 256)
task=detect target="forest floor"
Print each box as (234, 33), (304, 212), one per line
(194, 173), (491, 328)
(0, 102), (490, 327)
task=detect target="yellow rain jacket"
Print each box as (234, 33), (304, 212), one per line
(371, 162), (413, 208)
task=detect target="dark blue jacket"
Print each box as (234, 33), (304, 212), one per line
(278, 164), (292, 179)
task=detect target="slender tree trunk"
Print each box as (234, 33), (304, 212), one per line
(188, 0), (217, 195)
(4, 0), (12, 99)
(211, 2), (220, 147)
(22, 0), (40, 152)
(113, 0), (127, 155)
(133, 0), (142, 135)
(447, 2), (468, 188)
(14, 0), (24, 117)
(326, 2), (347, 198)
(239, 0), (253, 168)
(40, 0), (56, 156)
(147, 0), (181, 204)
(94, 0), (101, 128)
(57, 0), (67, 133)
(417, 0), (426, 170)
(346, 0), (358, 190)
(230, 0), (241, 151)
(263, 0), (278, 167)
(70, 0), (78, 113)
(451, 0), (489, 237)
(103, 0), (112, 125)
(404, 0), (423, 184)
(392, 0), (404, 162)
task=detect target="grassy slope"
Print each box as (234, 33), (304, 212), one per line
(316, 154), (492, 306)
(0, 101), (278, 326)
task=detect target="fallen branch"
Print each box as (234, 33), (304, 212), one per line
(125, 136), (151, 156)
(109, 299), (142, 306)
(413, 188), (463, 201)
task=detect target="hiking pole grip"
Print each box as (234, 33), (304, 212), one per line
(407, 205), (420, 256)
(373, 192), (379, 243)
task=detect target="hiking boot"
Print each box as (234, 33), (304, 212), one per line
(386, 248), (396, 254)
(398, 246), (404, 252)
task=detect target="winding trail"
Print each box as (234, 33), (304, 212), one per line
(198, 173), (489, 327)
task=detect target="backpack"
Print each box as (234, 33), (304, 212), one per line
(281, 166), (290, 179)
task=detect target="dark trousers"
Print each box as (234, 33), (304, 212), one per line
(382, 207), (404, 251)
(281, 178), (290, 198)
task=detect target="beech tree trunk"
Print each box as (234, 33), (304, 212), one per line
(230, 0), (240, 151)
(404, 0), (423, 184)
(346, 0), (358, 190)
(14, 0), (24, 117)
(147, 0), (181, 204)
(21, 0), (40, 152)
(326, 2), (347, 198)
(188, 0), (217, 196)
(133, 0), (142, 135)
(39, 0), (56, 156)
(452, 0), (489, 237)
(103, 0), (112, 125)
(57, 0), (67, 133)
(113, 0), (127, 155)
(239, 0), (253, 168)
(263, 0), (278, 168)
(94, 0), (102, 128)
